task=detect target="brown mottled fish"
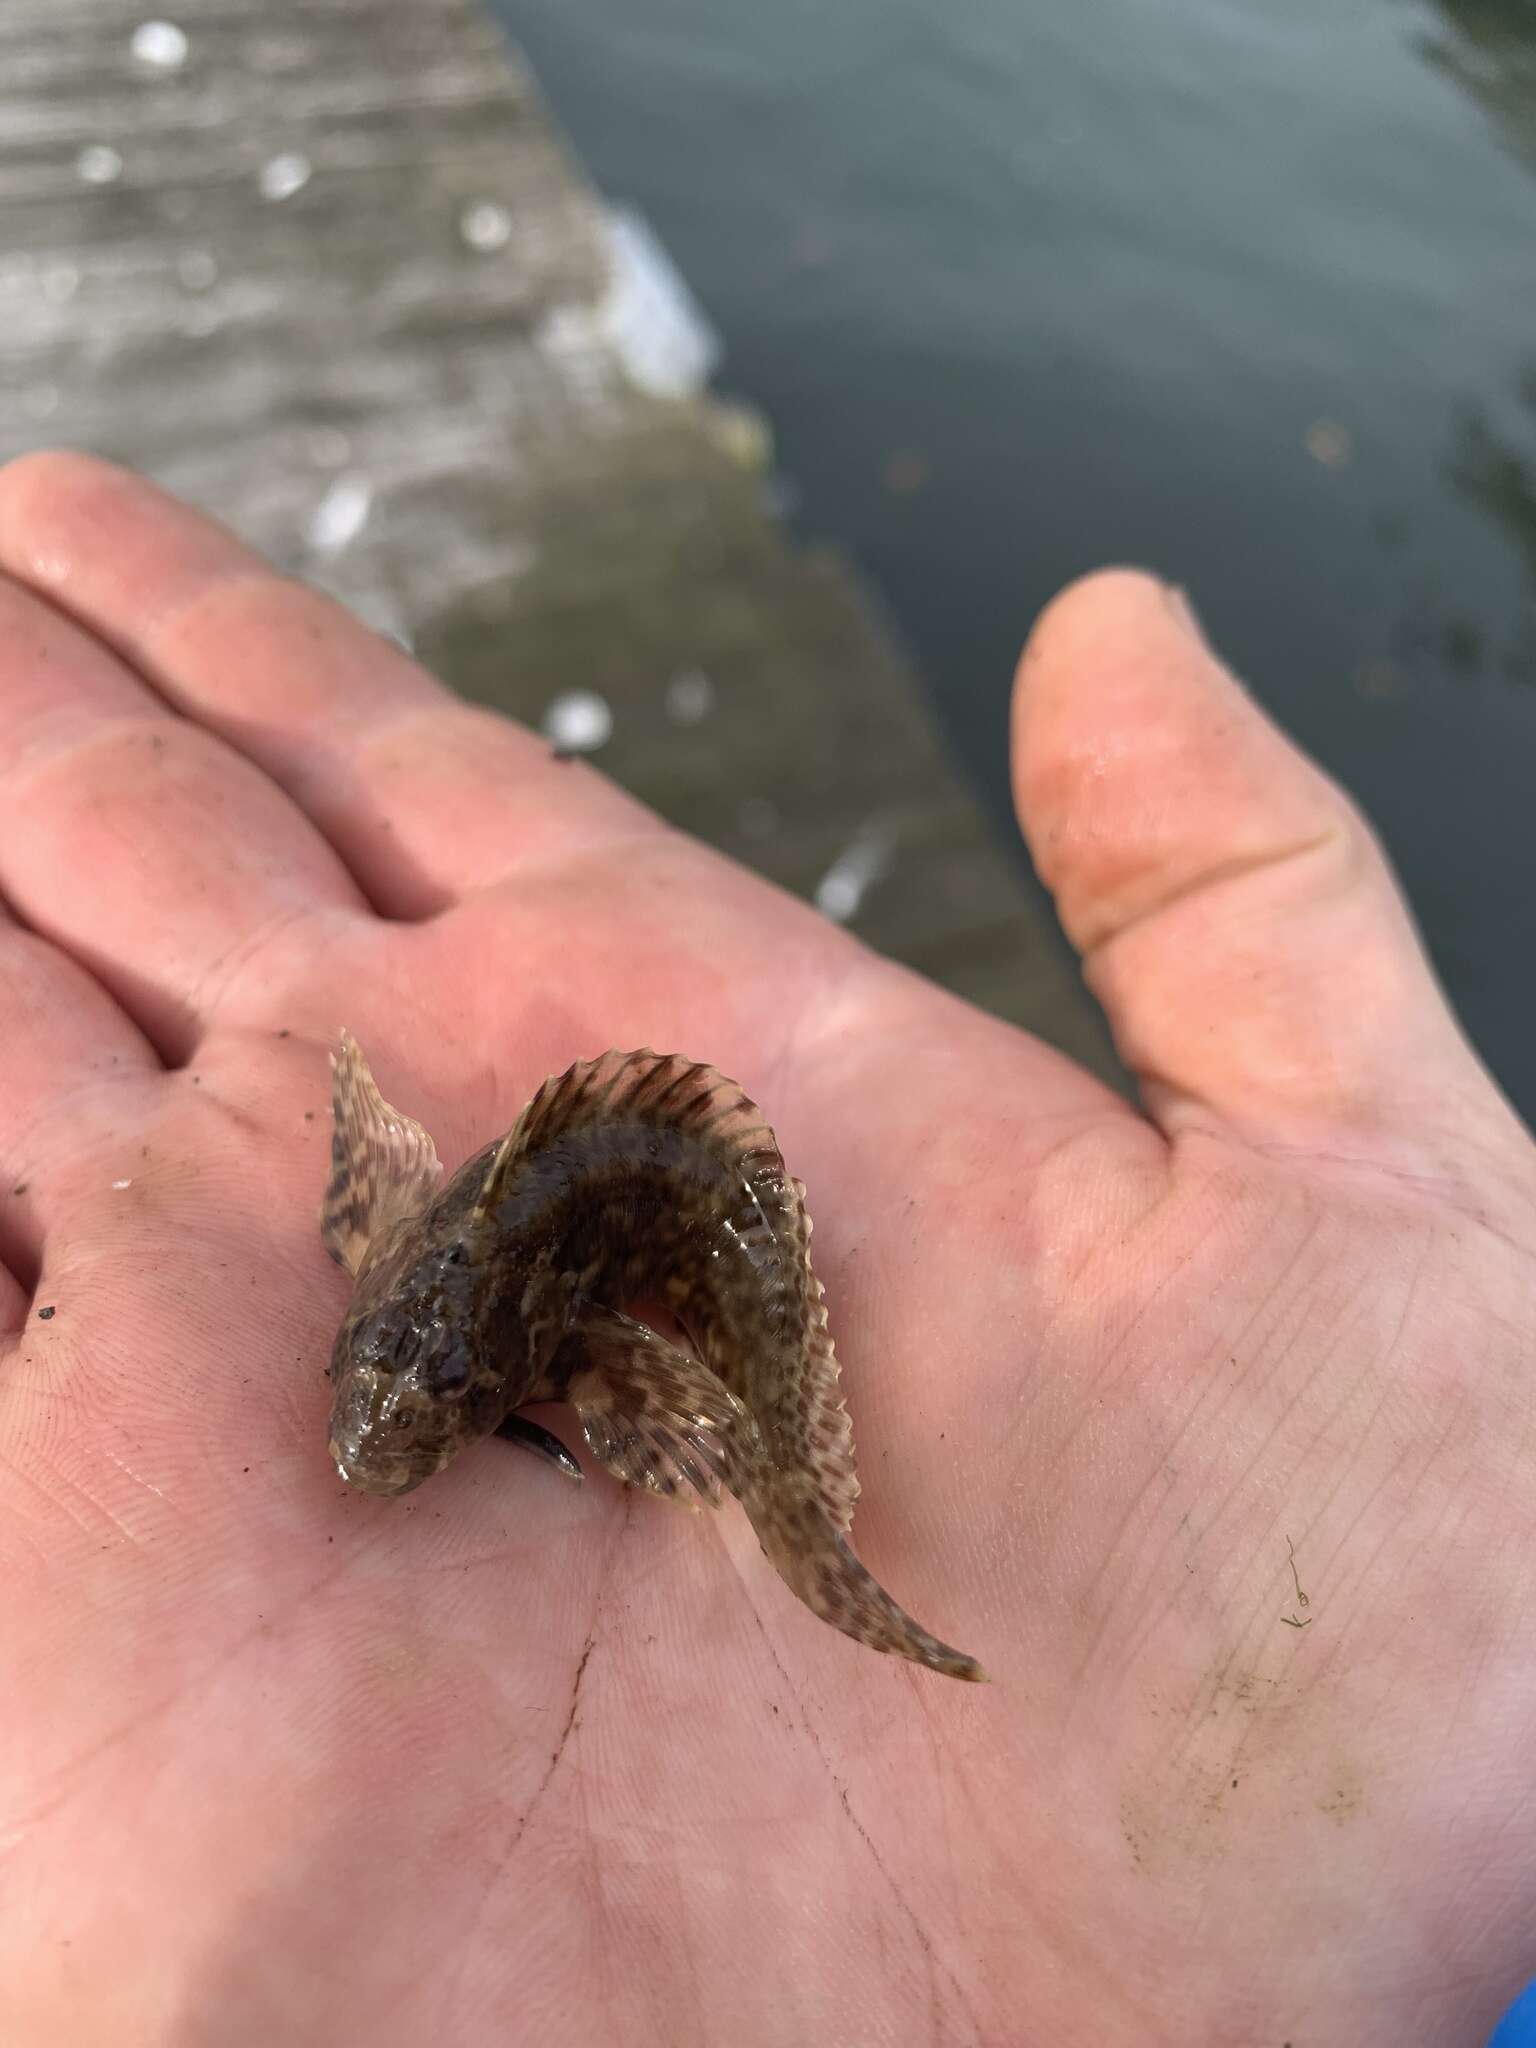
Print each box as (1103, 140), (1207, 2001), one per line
(322, 1033), (986, 1683)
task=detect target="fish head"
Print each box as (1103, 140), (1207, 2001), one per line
(327, 1251), (491, 1497)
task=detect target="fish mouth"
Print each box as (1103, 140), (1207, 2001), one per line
(328, 1436), (425, 1498)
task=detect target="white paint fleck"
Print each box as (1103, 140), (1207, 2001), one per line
(598, 206), (721, 400)
(131, 20), (189, 69)
(665, 668), (714, 725)
(814, 828), (894, 924)
(460, 200), (512, 252)
(177, 249), (217, 291)
(307, 474), (372, 556)
(259, 152), (311, 203)
(543, 690), (613, 754)
(41, 264), (79, 303)
(77, 145), (124, 185)
(112, 1178), (133, 1191)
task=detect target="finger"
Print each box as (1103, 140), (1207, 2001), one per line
(1012, 571), (1517, 1159)
(0, 453), (663, 921)
(0, 907), (161, 1287)
(0, 568), (368, 1061)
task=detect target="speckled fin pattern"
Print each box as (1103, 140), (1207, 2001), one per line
(322, 1031), (443, 1276)
(566, 1303), (761, 1509)
(476, 1048), (860, 1534)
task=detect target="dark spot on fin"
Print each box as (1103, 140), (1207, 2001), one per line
(496, 1413), (583, 1485)
(566, 1303), (763, 1511)
(321, 1030), (443, 1278)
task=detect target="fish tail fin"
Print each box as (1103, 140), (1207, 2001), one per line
(746, 1487), (988, 1684)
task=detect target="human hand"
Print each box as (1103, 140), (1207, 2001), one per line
(0, 454), (1531, 2047)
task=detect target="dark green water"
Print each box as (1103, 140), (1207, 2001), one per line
(498, 0), (1536, 1123)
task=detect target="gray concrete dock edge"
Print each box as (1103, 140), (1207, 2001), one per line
(0, 0), (1115, 1078)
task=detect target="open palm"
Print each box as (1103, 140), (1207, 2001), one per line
(1, 455), (1532, 2047)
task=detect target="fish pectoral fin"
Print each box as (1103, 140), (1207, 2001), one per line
(321, 1030), (443, 1276)
(567, 1305), (759, 1512)
(495, 1413), (584, 1485)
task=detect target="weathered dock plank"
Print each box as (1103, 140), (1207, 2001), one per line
(0, 0), (1115, 1079)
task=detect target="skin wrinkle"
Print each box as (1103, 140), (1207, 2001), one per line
(330, 770), (663, 926)
(729, 1589), (979, 2048)
(5, 712), (359, 923)
(1253, 1130), (1536, 1266)
(1071, 824), (1347, 970)
(447, 1494), (633, 2017)
(176, 900), (334, 1056)
(120, 561), (299, 696)
(0, 1526), (366, 1844)
(1296, 1420), (1471, 1719)
(1146, 1310), (1400, 1777)
(1059, 1197), (1275, 1687)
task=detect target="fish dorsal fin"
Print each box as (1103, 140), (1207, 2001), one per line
(472, 1049), (775, 1220)
(474, 1052), (860, 1534)
(565, 1303), (763, 1510)
(322, 1030), (443, 1277)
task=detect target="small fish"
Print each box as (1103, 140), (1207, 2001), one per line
(322, 1033), (986, 1683)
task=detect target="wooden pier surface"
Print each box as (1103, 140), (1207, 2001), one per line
(0, 0), (1114, 1077)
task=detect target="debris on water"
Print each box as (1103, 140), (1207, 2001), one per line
(130, 21), (189, 69)
(77, 145), (124, 185)
(543, 689), (613, 755)
(1355, 658), (1405, 701)
(883, 449), (929, 495)
(259, 153), (311, 202)
(665, 669), (714, 726)
(814, 827), (894, 923)
(460, 200), (512, 253)
(1305, 419), (1352, 469)
(307, 474), (372, 556)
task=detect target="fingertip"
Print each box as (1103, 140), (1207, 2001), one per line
(1011, 567), (1288, 952)
(0, 450), (132, 574)
(1003, 563), (1500, 1152)
(1019, 566), (1185, 679)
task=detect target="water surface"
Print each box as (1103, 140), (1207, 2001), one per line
(500, 0), (1536, 1120)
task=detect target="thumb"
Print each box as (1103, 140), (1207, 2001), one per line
(1011, 570), (1521, 1168)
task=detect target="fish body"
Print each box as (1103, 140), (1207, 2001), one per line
(323, 1034), (985, 1683)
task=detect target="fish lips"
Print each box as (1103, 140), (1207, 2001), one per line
(328, 1431), (426, 1496)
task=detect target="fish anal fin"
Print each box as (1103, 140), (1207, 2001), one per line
(567, 1305), (760, 1512)
(321, 1030), (443, 1277)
